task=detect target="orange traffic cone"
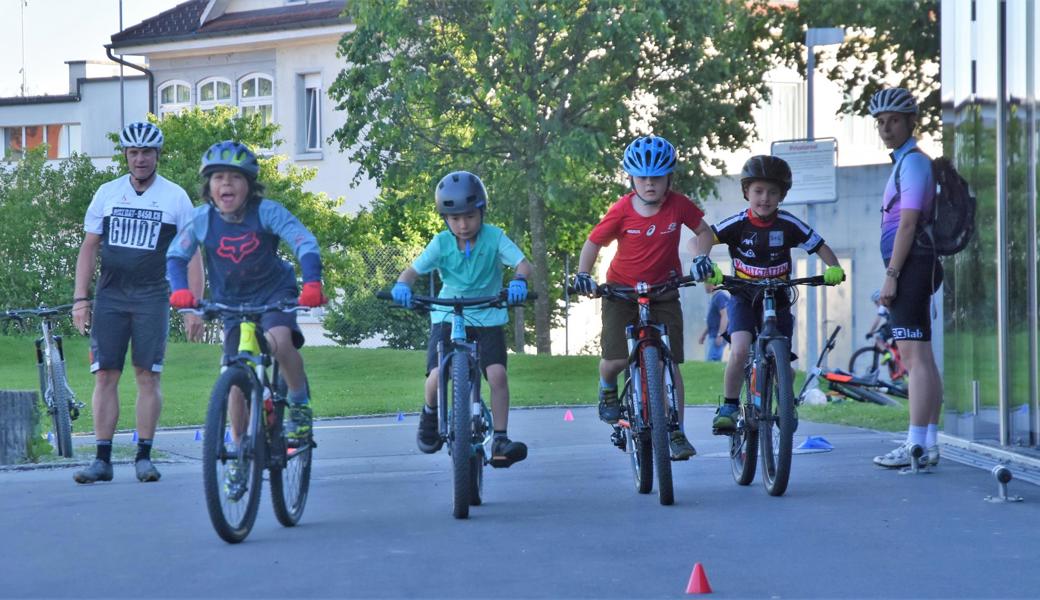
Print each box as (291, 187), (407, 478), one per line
(685, 562), (712, 594)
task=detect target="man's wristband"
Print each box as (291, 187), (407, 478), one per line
(73, 297), (92, 303)
(885, 267), (900, 279)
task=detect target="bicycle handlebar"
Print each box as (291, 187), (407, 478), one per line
(719, 275), (829, 290)
(177, 300), (310, 321)
(2, 303), (76, 320)
(567, 275), (698, 300)
(376, 288), (538, 310)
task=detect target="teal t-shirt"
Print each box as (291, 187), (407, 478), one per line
(411, 224), (526, 326)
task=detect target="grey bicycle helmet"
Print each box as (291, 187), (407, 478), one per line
(740, 155), (792, 193)
(868, 87), (918, 116)
(435, 171), (487, 215)
(119, 122), (164, 149)
(200, 140), (260, 179)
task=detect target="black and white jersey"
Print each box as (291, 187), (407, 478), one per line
(712, 208), (824, 302)
(84, 174), (193, 297)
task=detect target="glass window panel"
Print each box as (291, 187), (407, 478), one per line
(200, 82), (214, 102)
(161, 86), (175, 104)
(176, 85), (189, 103)
(242, 78), (256, 99)
(259, 77), (272, 96)
(217, 81), (231, 100)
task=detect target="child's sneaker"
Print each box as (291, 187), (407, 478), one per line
(416, 408), (443, 454)
(598, 386), (620, 424)
(490, 436), (527, 468)
(712, 404), (739, 434)
(668, 429), (696, 460)
(286, 404), (313, 441)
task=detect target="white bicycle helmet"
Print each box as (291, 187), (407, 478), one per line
(868, 88), (918, 117)
(119, 122), (164, 149)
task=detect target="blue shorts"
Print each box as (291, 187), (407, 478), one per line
(727, 295), (793, 340)
(220, 289), (304, 362)
(89, 291), (169, 373)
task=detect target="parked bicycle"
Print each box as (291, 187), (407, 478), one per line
(179, 300), (315, 544)
(799, 326), (903, 408)
(716, 275), (830, 497)
(377, 288), (535, 519)
(2, 304), (84, 458)
(848, 329), (907, 384)
(570, 276), (696, 506)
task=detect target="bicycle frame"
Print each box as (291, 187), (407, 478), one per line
(436, 307), (493, 458)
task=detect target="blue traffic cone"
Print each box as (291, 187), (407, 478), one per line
(396, 411), (404, 422)
(224, 429), (231, 443)
(132, 430), (138, 442)
(47, 431), (53, 443)
(194, 429), (202, 441)
(797, 435), (834, 450)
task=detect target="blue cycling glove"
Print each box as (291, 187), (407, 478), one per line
(690, 255), (715, 282)
(572, 272), (597, 295)
(508, 277), (528, 305)
(392, 281), (413, 308)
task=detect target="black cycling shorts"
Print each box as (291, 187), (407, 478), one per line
(425, 322), (507, 378)
(90, 292), (169, 373)
(886, 252), (943, 342)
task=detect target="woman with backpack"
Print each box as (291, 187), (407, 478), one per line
(869, 87), (944, 469)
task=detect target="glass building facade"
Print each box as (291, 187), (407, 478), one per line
(941, 0), (1040, 456)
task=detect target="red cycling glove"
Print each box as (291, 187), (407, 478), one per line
(298, 281), (327, 307)
(169, 289), (198, 309)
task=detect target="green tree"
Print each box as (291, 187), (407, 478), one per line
(330, 0), (778, 353)
(0, 148), (112, 313)
(770, 0), (940, 133)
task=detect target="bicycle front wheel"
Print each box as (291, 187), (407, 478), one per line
(203, 366), (264, 543)
(729, 371), (758, 486)
(642, 346), (673, 506)
(759, 340), (795, 497)
(450, 353), (474, 519)
(46, 364), (74, 458)
(848, 346), (882, 379)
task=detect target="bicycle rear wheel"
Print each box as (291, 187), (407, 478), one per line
(759, 340), (795, 497)
(450, 353), (473, 519)
(203, 366), (264, 543)
(46, 364), (74, 458)
(828, 381), (902, 407)
(270, 406), (313, 527)
(729, 371), (758, 486)
(642, 346), (673, 506)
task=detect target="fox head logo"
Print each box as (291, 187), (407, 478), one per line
(216, 232), (260, 264)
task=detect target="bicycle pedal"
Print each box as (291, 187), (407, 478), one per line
(670, 454), (692, 462)
(489, 455), (514, 468)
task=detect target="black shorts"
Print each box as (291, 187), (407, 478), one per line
(221, 289), (304, 362)
(886, 252), (943, 342)
(425, 323), (507, 378)
(727, 294), (794, 339)
(89, 291), (169, 373)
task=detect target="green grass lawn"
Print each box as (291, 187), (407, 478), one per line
(0, 335), (908, 435)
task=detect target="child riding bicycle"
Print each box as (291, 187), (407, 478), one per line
(690, 155), (844, 434)
(167, 140), (326, 442)
(572, 135), (713, 461)
(391, 171), (531, 468)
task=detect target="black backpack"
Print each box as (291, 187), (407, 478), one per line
(885, 148), (976, 256)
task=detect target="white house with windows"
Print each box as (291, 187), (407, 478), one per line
(108, 0), (377, 212)
(0, 60), (148, 162)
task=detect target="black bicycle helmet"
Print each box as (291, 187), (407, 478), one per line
(740, 155), (792, 194)
(435, 171), (488, 215)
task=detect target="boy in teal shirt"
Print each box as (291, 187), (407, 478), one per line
(392, 171), (532, 467)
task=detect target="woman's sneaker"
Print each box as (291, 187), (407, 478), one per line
(873, 443), (919, 468)
(73, 459), (113, 484)
(416, 409), (443, 454)
(927, 444), (940, 466)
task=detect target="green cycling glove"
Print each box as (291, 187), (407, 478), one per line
(824, 265), (845, 286)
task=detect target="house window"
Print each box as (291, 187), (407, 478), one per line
(301, 73), (322, 153)
(158, 81), (192, 116)
(198, 78), (233, 111)
(239, 74), (274, 124)
(3, 124), (75, 159)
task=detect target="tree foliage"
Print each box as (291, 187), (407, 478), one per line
(330, 0), (778, 352)
(770, 0), (940, 133)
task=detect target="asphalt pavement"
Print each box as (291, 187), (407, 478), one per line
(1, 406), (1038, 599)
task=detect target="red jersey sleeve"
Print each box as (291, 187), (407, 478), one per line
(587, 198), (626, 246)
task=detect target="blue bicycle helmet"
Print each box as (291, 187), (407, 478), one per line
(622, 136), (676, 177)
(200, 140), (260, 179)
(868, 88), (918, 116)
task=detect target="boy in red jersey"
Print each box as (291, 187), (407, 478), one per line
(572, 135), (713, 460)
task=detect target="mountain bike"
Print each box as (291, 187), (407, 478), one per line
(798, 325), (903, 408)
(1, 304), (84, 458)
(377, 288), (534, 519)
(848, 331), (907, 384)
(179, 300), (315, 544)
(573, 276), (696, 506)
(716, 275), (829, 497)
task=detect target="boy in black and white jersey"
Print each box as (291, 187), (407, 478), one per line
(72, 122), (203, 484)
(690, 155), (844, 433)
